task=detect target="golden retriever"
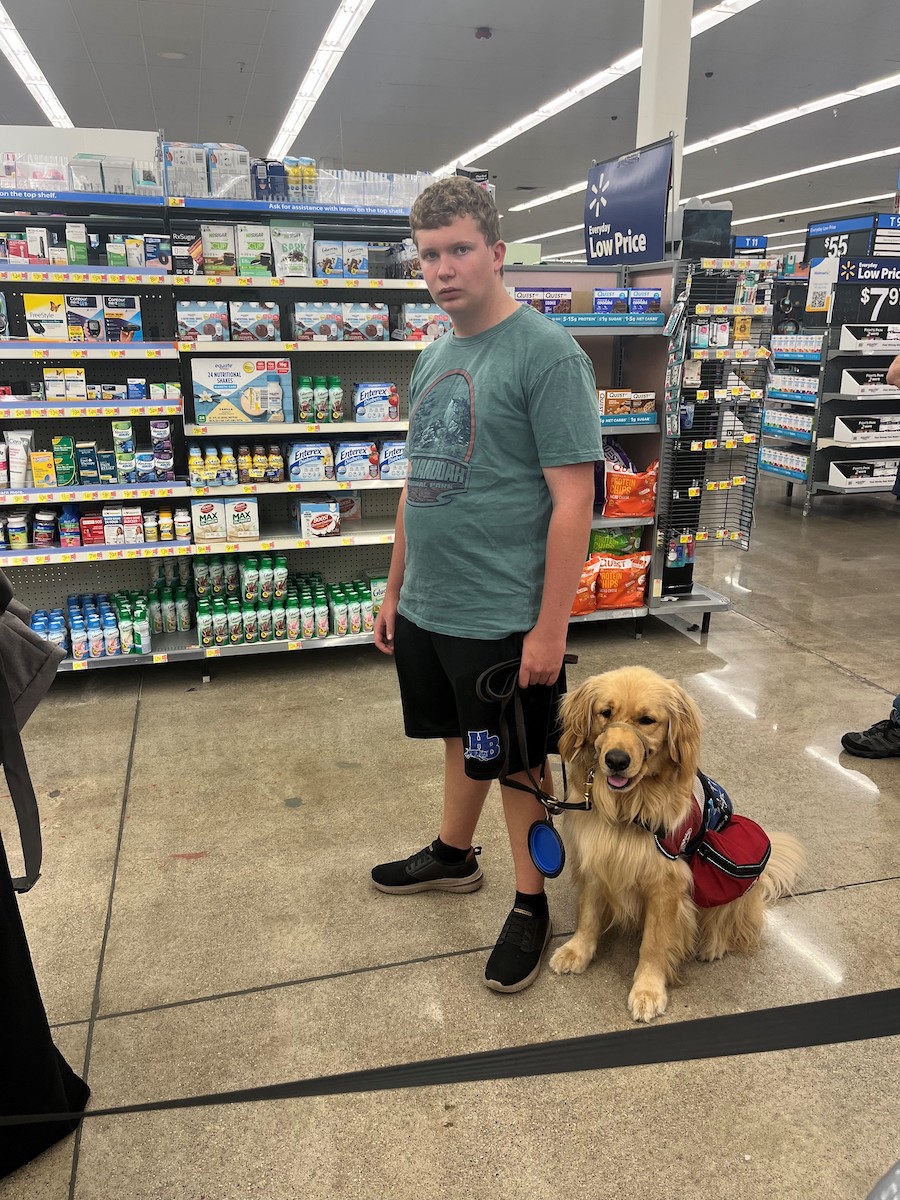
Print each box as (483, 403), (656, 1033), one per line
(549, 666), (805, 1022)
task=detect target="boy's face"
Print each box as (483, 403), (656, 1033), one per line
(416, 215), (505, 320)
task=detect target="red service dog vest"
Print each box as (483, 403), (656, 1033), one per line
(645, 772), (771, 908)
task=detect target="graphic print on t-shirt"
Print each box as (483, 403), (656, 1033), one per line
(406, 368), (475, 505)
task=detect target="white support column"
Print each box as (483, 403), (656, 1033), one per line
(636, 0), (693, 202)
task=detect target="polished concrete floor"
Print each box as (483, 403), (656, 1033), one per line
(2, 477), (898, 1200)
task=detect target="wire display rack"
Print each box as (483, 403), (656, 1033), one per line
(651, 258), (775, 620)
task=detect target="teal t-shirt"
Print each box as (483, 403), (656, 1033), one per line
(398, 303), (603, 639)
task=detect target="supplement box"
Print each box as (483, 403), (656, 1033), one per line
(177, 300), (229, 342)
(29, 452), (56, 487)
(64, 368), (88, 399)
(286, 441), (335, 482)
(353, 381), (400, 422)
(401, 303), (451, 340)
(314, 241), (343, 277)
(75, 442), (100, 484)
(103, 295), (143, 342)
(122, 505), (144, 543)
(127, 379), (147, 401)
(102, 505), (125, 544)
(322, 490), (361, 522)
(65, 294), (105, 341)
(628, 289), (662, 314)
(51, 436), (77, 486)
(514, 288), (545, 311)
(296, 501), (341, 538)
(593, 289), (630, 314)
(43, 368), (66, 400)
(200, 224), (237, 275)
(65, 223), (89, 265)
(379, 440), (408, 479)
(828, 457), (900, 487)
(292, 302), (342, 341)
(334, 441), (379, 481)
(343, 302), (389, 341)
(23, 292), (67, 341)
(143, 235), (171, 271)
(236, 223), (272, 276)
(270, 222), (313, 277)
(839, 368), (900, 396)
(79, 513), (107, 545)
(190, 499), (227, 541)
(224, 497), (260, 540)
(172, 225), (204, 275)
(191, 358), (293, 424)
(97, 451), (118, 484)
(342, 241), (369, 277)
(228, 301), (280, 341)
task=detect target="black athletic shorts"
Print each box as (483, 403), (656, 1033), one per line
(393, 613), (565, 782)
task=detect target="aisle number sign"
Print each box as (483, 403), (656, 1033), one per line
(584, 137), (673, 266)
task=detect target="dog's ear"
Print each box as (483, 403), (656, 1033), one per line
(666, 682), (703, 772)
(559, 682), (598, 764)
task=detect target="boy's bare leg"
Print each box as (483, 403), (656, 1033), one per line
(439, 737), (491, 851)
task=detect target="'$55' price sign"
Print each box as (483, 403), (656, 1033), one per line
(859, 285), (900, 322)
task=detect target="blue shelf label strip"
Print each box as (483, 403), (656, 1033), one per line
(175, 197), (411, 217)
(765, 390), (817, 404)
(773, 352), (821, 362)
(761, 425), (812, 444)
(547, 313), (666, 328)
(759, 461), (808, 481)
(600, 413), (658, 426)
(0, 188), (164, 207)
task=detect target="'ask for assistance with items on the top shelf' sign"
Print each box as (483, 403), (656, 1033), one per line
(584, 138), (673, 267)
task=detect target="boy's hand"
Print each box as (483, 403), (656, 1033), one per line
(374, 596), (399, 655)
(519, 625), (567, 687)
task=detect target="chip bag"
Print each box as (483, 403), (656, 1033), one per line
(571, 553), (602, 615)
(602, 459), (658, 519)
(594, 552), (651, 609)
(589, 525), (644, 555)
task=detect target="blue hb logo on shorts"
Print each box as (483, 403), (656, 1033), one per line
(464, 729), (501, 762)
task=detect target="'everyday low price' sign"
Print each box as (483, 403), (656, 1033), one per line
(584, 138), (673, 266)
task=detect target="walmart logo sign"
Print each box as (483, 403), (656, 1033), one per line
(584, 139), (673, 266)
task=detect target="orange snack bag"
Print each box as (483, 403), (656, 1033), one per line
(602, 459), (659, 519)
(571, 553), (602, 615)
(594, 552), (651, 609)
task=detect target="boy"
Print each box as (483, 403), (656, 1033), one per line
(372, 177), (602, 992)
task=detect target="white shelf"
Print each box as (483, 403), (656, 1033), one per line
(0, 540), (194, 567)
(185, 420), (407, 437)
(177, 340), (428, 353)
(591, 516), (654, 529)
(192, 519), (395, 555)
(0, 342), (178, 360)
(818, 437), (900, 450)
(600, 422), (660, 435)
(815, 482), (895, 495)
(568, 606), (648, 624)
(650, 585), (731, 614)
(190, 478), (404, 496)
(0, 401), (183, 419)
(0, 484), (190, 506)
(58, 632), (201, 672)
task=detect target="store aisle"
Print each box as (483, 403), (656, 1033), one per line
(2, 482), (898, 1200)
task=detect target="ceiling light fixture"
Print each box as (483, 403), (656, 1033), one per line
(158, 51), (187, 60)
(267, 0), (376, 160)
(690, 144), (900, 202)
(730, 192), (894, 227)
(0, 0), (72, 127)
(432, 0), (762, 178)
(542, 249), (589, 260)
(509, 69), (900, 214)
(511, 223), (583, 245)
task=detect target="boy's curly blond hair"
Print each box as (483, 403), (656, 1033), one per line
(409, 176), (501, 247)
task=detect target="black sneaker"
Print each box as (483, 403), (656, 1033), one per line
(841, 718), (900, 759)
(484, 906), (552, 993)
(371, 843), (483, 894)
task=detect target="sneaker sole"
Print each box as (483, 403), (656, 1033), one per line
(841, 744), (900, 759)
(372, 866), (484, 895)
(484, 920), (553, 994)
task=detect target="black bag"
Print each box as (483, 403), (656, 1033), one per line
(0, 570), (90, 1178)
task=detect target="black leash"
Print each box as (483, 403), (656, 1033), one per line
(0, 988), (896, 1126)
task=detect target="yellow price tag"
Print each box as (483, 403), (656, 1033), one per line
(205, 648), (221, 657)
(288, 641), (302, 651)
(730, 532), (741, 541)
(341, 536), (352, 546)
(259, 540), (274, 550)
(297, 539), (311, 549)
(31, 348), (49, 358)
(347, 279), (360, 287)
(110, 349), (125, 359)
(153, 653), (168, 664)
(716, 350), (727, 359)
(168, 196), (186, 207)
(696, 390), (709, 400)
(60, 553), (75, 563)
(270, 278), (285, 287)
(315, 279), (327, 287)
(71, 660), (87, 671)
(88, 551), (100, 560)
(720, 480), (732, 491)
(208, 276), (221, 286)
(125, 274), (138, 284)
(338, 481), (351, 490)
(379, 534), (392, 543)
(715, 530), (726, 540)
(690, 441), (703, 451)
(147, 348), (161, 358)
(237, 277), (250, 286)
(109, 273), (124, 284)
(704, 439), (717, 449)
(371, 279), (384, 288)
(688, 487), (700, 498)
(733, 475), (746, 486)
(679, 534), (692, 544)
(696, 530), (709, 541)
(744, 434), (758, 443)
(10, 271), (25, 281)
(125, 549), (138, 558)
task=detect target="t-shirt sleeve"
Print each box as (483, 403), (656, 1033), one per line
(527, 349), (603, 467)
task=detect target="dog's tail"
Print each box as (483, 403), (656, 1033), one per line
(757, 832), (806, 902)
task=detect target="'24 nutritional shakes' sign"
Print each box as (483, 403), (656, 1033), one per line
(584, 138), (673, 266)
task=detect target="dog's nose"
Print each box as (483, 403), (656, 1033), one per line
(605, 749), (631, 773)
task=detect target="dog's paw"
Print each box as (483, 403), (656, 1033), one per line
(549, 940), (592, 976)
(627, 982), (668, 1022)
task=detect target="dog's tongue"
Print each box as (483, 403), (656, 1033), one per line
(607, 773), (630, 789)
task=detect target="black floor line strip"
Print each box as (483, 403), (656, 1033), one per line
(47, 873), (900, 1035)
(66, 674), (144, 1200)
(10, 988), (900, 1127)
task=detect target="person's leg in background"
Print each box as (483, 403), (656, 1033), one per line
(841, 694), (900, 759)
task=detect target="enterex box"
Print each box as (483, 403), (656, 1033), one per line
(191, 357), (293, 423)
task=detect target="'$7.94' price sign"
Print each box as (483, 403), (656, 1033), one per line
(859, 285), (900, 323)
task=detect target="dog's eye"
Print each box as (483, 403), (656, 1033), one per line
(600, 708), (612, 719)
(637, 716), (656, 725)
